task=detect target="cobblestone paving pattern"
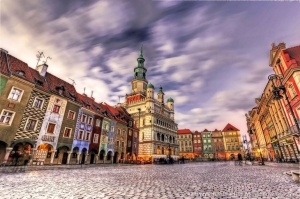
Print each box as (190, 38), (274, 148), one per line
(0, 162), (299, 199)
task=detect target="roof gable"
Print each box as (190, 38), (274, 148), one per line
(222, 123), (239, 131)
(177, 129), (192, 134)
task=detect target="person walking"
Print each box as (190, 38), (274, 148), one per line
(238, 153), (243, 166)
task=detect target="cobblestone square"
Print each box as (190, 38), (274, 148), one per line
(0, 162), (299, 199)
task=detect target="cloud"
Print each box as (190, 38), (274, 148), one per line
(2, 0), (300, 140)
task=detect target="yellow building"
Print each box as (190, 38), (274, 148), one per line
(222, 123), (243, 160)
(177, 129), (194, 159)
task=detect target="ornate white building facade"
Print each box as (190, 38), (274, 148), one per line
(122, 48), (179, 160)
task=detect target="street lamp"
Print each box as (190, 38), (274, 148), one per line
(248, 128), (265, 165)
(268, 74), (300, 135)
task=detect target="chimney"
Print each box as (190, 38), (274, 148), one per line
(36, 63), (48, 77)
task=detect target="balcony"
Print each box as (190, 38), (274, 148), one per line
(41, 135), (55, 142)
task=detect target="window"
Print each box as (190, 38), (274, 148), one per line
(93, 134), (99, 143)
(194, 140), (197, 143)
(63, 128), (72, 138)
(134, 131), (137, 138)
(78, 130), (84, 140)
(85, 132), (90, 141)
(0, 110), (15, 125)
(117, 140), (120, 147)
(204, 140), (207, 143)
(134, 142), (136, 149)
(118, 129), (121, 135)
(128, 141), (131, 147)
(52, 105), (60, 113)
(67, 111), (75, 120)
(122, 130), (126, 137)
(47, 123), (56, 134)
(81, 114), (87, 123)
(25, 118), (37, 131)
(121, 141), (124, 148)
(208, 140), (211, 143)
(289, 84), (297, 98)
(8, 87), (23, 101)
(88, 117), (93, 125)
(33, 98), (43, 109)
(129, 130), (132, 136)
(109, 138), (113, 144)
(96, 119), (101, 127)
(111, 126), (114, 132)
(129, 121), (132, 127)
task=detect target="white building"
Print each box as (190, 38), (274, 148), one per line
(122, 47), (179, 161)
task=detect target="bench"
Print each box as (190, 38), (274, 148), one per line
(291, 170), (300, 183)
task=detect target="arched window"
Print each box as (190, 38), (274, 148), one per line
(157, 133), (160, 141)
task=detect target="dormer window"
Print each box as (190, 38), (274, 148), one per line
(16, 70), (25, 76)
(34, 78), (43, 86)
(56, 85), (65, 95)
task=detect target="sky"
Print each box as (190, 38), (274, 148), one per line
(1, 0), (300, 137)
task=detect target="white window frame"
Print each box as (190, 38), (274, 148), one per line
(63, 127), (72, 138)
(111, 126), (114, 132)
(32, 97), (44, 109)
(78, 130), (84, 140)
(96, 119), (101, 127)
(25, 118), (38, 131)
(81, 114), (87, 123)
(85, 132), (90, 141)
(0, 109), (15, 125)
(87, 116), (93, 125)
(8, 86), (24, 102)
(67, 110), (75, 120)
(93, 134), (99, 143)
(46, 122), (56, 134)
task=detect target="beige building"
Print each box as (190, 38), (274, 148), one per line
(122, 48), (179, 161)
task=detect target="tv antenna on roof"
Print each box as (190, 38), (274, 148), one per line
(68, 78), (76, 86)
(44, 56), (52, 64)
(36, 51), (45, 67)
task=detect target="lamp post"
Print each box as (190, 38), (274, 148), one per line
(268, 74), (300, 135)
(249, 128), (265, 165)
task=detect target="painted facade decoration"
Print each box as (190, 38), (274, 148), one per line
(35, 95), (67, 164)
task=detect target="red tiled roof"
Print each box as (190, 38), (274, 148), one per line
(0, 51), (10, 76)
(284, 45), (300, 65)
(177, 129), (192, 134)
(27, 67), (49, 92)
(45, 72), (79, 102)
(222, 123), (239, 131)
(98, 103), (115, 119)
(0, 51), (35, 83)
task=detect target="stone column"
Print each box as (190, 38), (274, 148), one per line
(77, 153), (81, 164)
(50, 150), (57, 165)
(85, 154), (89, 164)
(3, 147), (13, 164)
(66, 151), (72, 164)
(111, 156), (114, 164)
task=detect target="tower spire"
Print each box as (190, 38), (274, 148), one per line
(140, 44), (143, 58)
